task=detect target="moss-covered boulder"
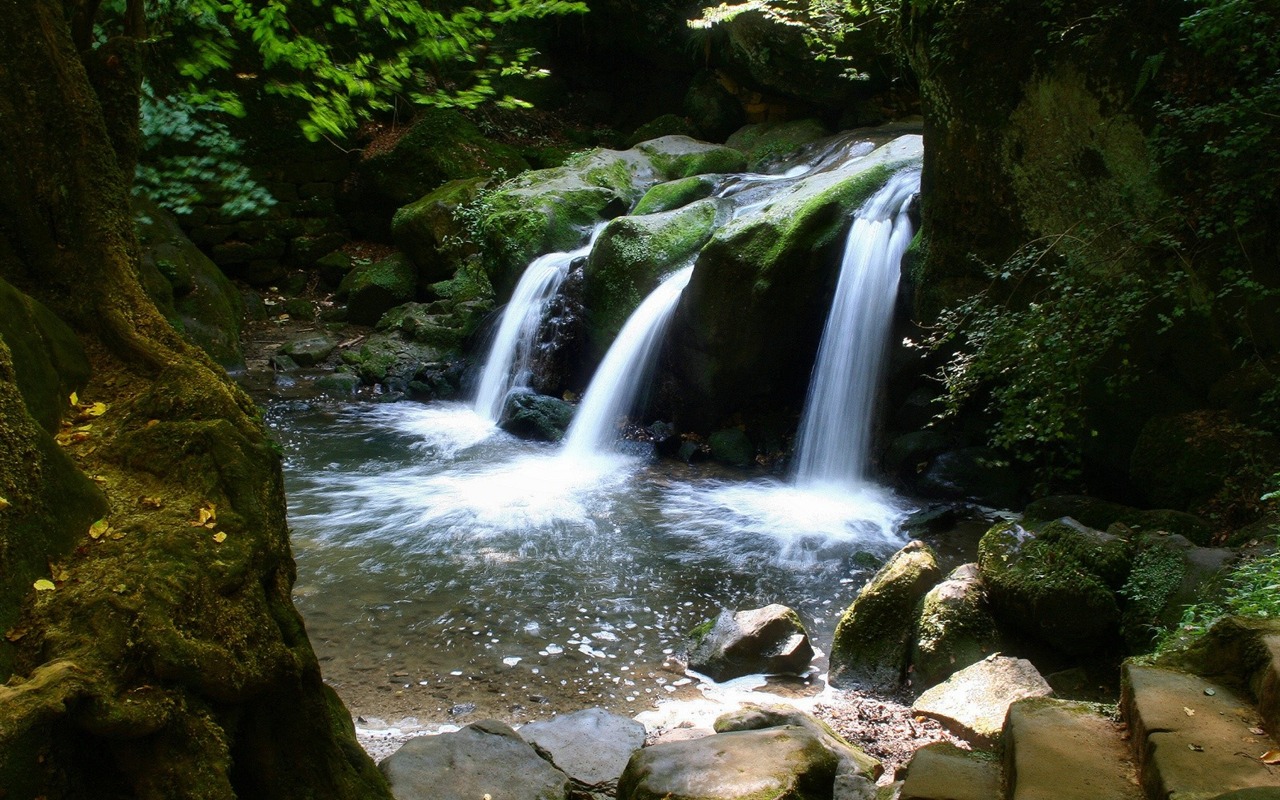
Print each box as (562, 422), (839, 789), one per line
(978, 518), (1131, 655)
(1023, 495), (1213, 546)
(376, 302), (466, 351)
(337, 253), (417, 326)
(390, 177), (488, 289)
(339, 332), (447, 389)
(134, 199), (245, 371)
(278, 333), (336, 368)
(685, 604), (814, 681)
(725, 119), (831, 171)
(911, 563), (1000, 689)
(474, 148), (658, 298)
(707, 428), (754, 468)
(664, 135), (922, 430)
(499, 390), (576, 443)
(829, 539), (942, 690)
(635, 135), (748, 179)
(0, 278), (90, 432)
(339, 108), (528, 239)
(632, 175), (719, 216)
(1119, 533), (1234, 651)
(583, 198), (725, 358)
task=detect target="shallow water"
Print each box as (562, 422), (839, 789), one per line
(271, 400), (913, 728)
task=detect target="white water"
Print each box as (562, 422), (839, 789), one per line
(473, 231), (601, 422)
(792, 168), (921, 490)
(562, 266), (695, 456)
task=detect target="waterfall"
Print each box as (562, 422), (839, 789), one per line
(473, 232), (600, 422)
(792, 168), (921, 489)
(562, 266), (694, 457)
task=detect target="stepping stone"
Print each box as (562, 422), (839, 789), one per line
(519, 708), (646, 789)
(1123, 664), (1280, 800)
(379, 719), (570, 800)
(1004, 698), (1139, 800)
(900, 742), (1001, 800)
(912, 655), (1052, 746)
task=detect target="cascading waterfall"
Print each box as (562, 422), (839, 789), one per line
(792, 168), (921, 489)
(561, 266), (694, 457)
(473, 231), (601, 423)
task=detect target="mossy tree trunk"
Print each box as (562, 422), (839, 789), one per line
(0, 1), (391, 796)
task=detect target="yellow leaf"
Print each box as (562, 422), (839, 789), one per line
(54, 569), (69, 582)
(139, 496), (163, 509)
(1183, 707), (1196, 717)
(190, 503), (217, 527)
(89, 519), (110, 540)
(86, 402), (107, 417)
(0, 496), (10, 511)
(33, 579), (55, 592)
(1263, 750), (1280, 765)
(69, 392), (79, 406)
(4, 627), (27, 642)
(212, 532), (227, 544)
(109, 531), (124, 541)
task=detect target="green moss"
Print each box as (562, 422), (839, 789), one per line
(1120, 541), (1186, 650)
(337, 254), (417, 327)
(636, 138), (748, 180)
(633, 175), (719, 216)
(688, 618), (716, 648)
(725, 119), (830, 170)
(0, 278), (91, 432)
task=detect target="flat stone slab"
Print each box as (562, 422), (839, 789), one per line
(1123, 664), (1280, 800)
(912, 656), (1052, 746)
(1005, 698), (1139, 800)
(617, 727), (840, 800)
(519, 708), (646, 787)
(900, 742), (1001, 800)
(380, 719), (569, 800)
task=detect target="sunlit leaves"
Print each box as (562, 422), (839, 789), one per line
(190, 502), (217, 528)
(0, 496), (10, 511)
(89, 519), (110, 540)
(33, 580), (56, 592)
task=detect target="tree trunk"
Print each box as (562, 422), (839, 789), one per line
(0, 1), (391, 796)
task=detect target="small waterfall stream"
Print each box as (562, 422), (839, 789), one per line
(472, 230), (601, 422)
(562, 266), (694, 456)
(792, 168), (921, 489)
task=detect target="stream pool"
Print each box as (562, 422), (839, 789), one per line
(270, 399), (915, 729)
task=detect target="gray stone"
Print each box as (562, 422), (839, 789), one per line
(713, 704), (882, 781)
(686, 604), (814, 682)
(912, 656), (1053, 746)
(519, 708), (645, 788)
(829, 540), (942, 691)
(379, 719), (570, 800)
(279, 333), (337, 367)
(617, 727), (840, 800)
(1004, 698), (1139, 800)
(314, 371), (362, 395)
(900, 742), (1001, 800)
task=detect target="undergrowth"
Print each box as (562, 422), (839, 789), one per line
(1156, 535), (1280, 651)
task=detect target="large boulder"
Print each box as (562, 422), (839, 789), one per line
(910, 563), (1000, 689)
(634, 136), (748, 179)
(339, 332), (447, 389)
(391, 177), (488, 288)
(337, 253), (417, 326)
(583, 198), (726, 359)
(978, 518), (1130, 655)
(617, 727), (841, 800)
(1119, 533), (1234, 651)
(519, 707), (646, 793)
(339, 108), (528, 239)
(725, 119), (831, 171)
(912, 656), (1053, 746)
(829, 539), (942, 690)
(664, 135), (922, 430)
(632, 175), (719, 216)
(500, 391), (576, 443)
(713, 704), (882, 781)
(1022, 495), (1213, 546)
(134, 198), (245, 370)
(379, 719), (570, 800)
(686, 604), (815, 682)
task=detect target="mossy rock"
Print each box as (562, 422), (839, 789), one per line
(1119, 533), (1234, 652)
(665, 135), (922, 429)
(911, 563), (1000, 689)
(1023, 495), (1213, 546)
(632, 175), (719, 216)
(475, 148), (658, 298)
(338, 253), (417, 326)
(725, 119), (831, 170)
(340, 108), (529, 239)
(0, 278), (90, 433)
(583, 198), (724, 359)
(634, 136), (748, 180)
(376, 303), (466, 351)
(829, 540), (943, 691)
(626, 114), (699, 149)
(713, 703), (882, 781)
(390, 177), (488, 287)
(707, 428), (754, 468)
(978, 518), (1131, 655)
(340, 332), (446, 387)
(498, 390), (575, 443)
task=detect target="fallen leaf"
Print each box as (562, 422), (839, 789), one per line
(88, 519), (110, 540)
(85, 402), (107, 417)
(1184, 707), (1196, 717)
(4, 627), (27, 642)
(212, 532), (227, 544)
(138, 496), (163, 509)
(0, 496), (10, 511)
(33, 579), (55, 592)
(69, 392), (78, 406)
(190, 503), (217, 527)
(1262, 750), (1280, 765)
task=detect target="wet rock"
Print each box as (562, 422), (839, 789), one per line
(339, 333), (446, 388)
(910, 563), (999, 689)
(725, 119), (831, 171)
(685, 604), (815, 682)
(829, 540), (942, 691)
(713, 704), (882, 780)
(707, 428), (753, 468)
(500, 391), (576, 443)
(314, 371), (361, 396)
(634, 136), (747, 179)
(279, 333), (337, 367)
(617, 726), (840, 800)
(912, 656), (1052, 746)
(978, 518), (1129, 655)
(379, 719), (570, 800)
(338, 253), (417, 326)
(632, 175), (720, 216)
(520, 707), (645, 791)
